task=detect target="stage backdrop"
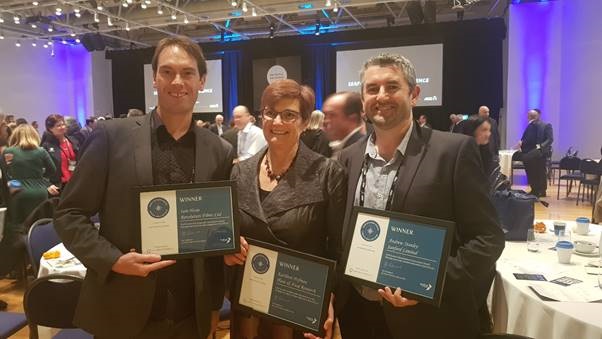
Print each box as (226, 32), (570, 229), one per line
(107, 18), (505, 130)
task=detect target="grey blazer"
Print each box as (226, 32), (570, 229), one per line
(54, 114), (235, 338)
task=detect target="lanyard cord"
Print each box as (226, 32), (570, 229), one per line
(358, 153), (404, 210)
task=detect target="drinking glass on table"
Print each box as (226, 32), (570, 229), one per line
(527, 229), (539, 252)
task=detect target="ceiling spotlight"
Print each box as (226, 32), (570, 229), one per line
(125, 22), (130, 31)
(94, 12), (99, 22)
(122, 1), (129, 7)
(242, 2), (248, 12)
(269, 24), (275, 38)
(31, 23), (37, 28)
(107, 17), (113, 26)
(32, 41), (37, 47)
(145, 0), (151, 4)
(184, 16), (189, 24)
(62, 39), (67, 45)
(48, 26), (54, 32)
(97, 2), (103, 11)
(48, 41), (53, 45)
(56, 7), (62, 12)
(14, 16), (20, 23)
(51, 48), (55, 57)
(141, 2), (147, 9)
(32, 1), (39, 5)
(16, 41), (21, 47)
(44, 44), (48, 48)
(0, 16), (3, 23)
(70, 32), (76, 37)
(0, 34), (4, 40)
(333, 2), (338, 12)
(127, 0), (133, 3)
(252, 7), (257, 16)
(231, 0), (237, 7)
(75, 38), (80, 43)
(171, 12), (177, 20)
(74, 8), (80, 13)
(315, 20), (320, 36)
(325, 0), (331, 6)
(75, 12), (81, 18)
(157, 6), (163, 15)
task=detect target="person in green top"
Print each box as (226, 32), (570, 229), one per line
(0, 124), (56, 277)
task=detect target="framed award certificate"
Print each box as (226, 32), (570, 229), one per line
(234, 238), (336, 336)
(342, 207), (455, 306)
(135, 181), (240, 259)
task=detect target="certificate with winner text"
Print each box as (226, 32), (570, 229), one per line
(235, 239), (336, 336)
(342, 207), (455, 306)
(136, 181), (240, 259)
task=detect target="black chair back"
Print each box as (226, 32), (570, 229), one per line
(23, 274), (83, 337)
(559, 156), (581, 171)
(580, 158), (600, 176)
(27, 218), (61, 275)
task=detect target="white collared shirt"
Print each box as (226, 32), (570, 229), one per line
(237, 122), (267, 160)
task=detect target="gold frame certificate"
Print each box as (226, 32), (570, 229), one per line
(136, 181), (240, 259)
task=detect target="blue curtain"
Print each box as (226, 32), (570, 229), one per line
(222, 50), (242, 120)
(303, 44), (335, 110)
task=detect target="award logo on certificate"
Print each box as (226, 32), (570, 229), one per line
(136, 181), (240, 259)
(342, 207), (455, 306)
(235, 239), (336, 336)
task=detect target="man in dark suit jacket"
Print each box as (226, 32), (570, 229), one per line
(323, 92), (365, 158)
(54, 36), (234, 339)
(336, 53), (505, 339)
(518, 109), (553, 197)
(209, 114), (227, 136)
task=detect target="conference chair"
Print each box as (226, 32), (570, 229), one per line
(23, 274), (92, 339)
(26, 218), (61, 276)
(0, 311), (27, 339)
(556, 156), (582, 200)
(576, 159), (601, 205)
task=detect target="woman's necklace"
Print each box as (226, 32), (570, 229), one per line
(264, 152), (294, 182)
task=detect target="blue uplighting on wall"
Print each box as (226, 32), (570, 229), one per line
(53, 43), (91, 126)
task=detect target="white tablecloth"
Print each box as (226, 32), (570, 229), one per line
(37, 243), (87, 279)
(492, 220), (602, 339)
(499, 149), (517, 179)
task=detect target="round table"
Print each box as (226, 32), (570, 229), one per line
(37, 243), (87, 279)
(492, 220), (602, 339)
(498, 149), (517, 180)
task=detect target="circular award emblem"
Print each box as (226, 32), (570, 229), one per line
(360, 220), (380, 242)
(266, 65), (287, 84)
(251, 253), (270, 274)
(147, 197), (170, 219)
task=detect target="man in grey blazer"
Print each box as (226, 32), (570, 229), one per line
(336, 54), (505, 339)
(54, 36), (234, 338)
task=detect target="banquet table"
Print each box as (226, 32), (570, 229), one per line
(498, 149), (517, 181)
(491, 220), (602, 339)
(37, 243), (87, 279)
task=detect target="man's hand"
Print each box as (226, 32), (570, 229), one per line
(304, 294), (334, 339)
(224, 236), (249, 266)
(47, 185), (60, 196)
(378, 286), (418, 308)
(111, 250), (176, 277)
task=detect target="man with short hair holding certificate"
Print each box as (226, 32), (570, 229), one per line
(54, 36), (234, 339)
(336, 54), (505, 339)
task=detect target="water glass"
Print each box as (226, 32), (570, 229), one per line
(527, 229), (539, 252)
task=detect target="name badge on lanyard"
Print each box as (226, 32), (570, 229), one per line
(68, 160), (76, 172)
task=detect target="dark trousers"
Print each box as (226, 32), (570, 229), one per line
(338, 287), (393, 339)
(95, 315), (199, 339)
(524, 153), (547, 194)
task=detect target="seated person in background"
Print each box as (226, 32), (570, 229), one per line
(226, 79), (346, 339)
(322, 92), (364, 159)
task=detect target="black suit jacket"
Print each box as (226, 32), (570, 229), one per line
(209, 123), (228, 136)
(337, 125), (505, 338)
(54, 114), (235, 338)
(521, 120), (553, 157)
